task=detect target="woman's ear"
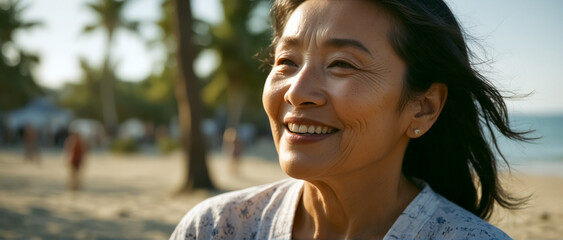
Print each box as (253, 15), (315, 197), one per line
(407, 83), (448, 138)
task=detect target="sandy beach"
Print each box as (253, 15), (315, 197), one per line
(0, 144), (562, 239)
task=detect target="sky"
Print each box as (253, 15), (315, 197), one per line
(12, 0), (563, 114)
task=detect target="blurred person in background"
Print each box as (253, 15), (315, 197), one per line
(223, 127), (244, 176)
(171, 0), (531, 239)
(64, 130), (88, 191)
(23, 124), (40, 164)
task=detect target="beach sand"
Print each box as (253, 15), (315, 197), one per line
(0, 147), (561, 239)
(492, 173), (563, 239)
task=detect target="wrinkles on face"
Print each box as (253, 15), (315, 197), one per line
(263, 0), (411, 180)
(331, 59), (402, 125)
(281, 2), (327, 60)
(354, 62), (395, 93)
(263, 71), (289, 151)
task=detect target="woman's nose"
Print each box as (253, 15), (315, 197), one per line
(283, 64), (327, 108)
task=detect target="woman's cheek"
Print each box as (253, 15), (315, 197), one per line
(262, 73), (277, 112)
(263, 76), (288, 149)
(263, 74), (289, 110)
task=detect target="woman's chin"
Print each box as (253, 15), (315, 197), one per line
(278, 153), (331, 180)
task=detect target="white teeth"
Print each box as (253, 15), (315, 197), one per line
(288, 123), (336, 134)
(307, 125), (315, 134)
(289, 123), (296, 132)
(298, 125), (307, 133)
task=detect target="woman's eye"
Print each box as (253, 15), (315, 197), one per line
(277, 59), (298, 67)
(328, 60), (357, 69)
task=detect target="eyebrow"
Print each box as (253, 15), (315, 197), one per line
(326, 38), (373, 57)
(279, 37), (373, 57)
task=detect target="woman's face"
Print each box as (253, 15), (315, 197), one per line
(263, 0), (417, 179)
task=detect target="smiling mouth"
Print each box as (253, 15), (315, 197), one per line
(287, 123), (339, 134)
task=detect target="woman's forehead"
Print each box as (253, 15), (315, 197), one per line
(278, 0), (393, 53)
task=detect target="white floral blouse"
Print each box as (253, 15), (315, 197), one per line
(170, 178), (511, 240)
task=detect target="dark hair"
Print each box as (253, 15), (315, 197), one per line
(268, 0), (531, 220)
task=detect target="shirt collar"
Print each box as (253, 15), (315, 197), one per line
(383, 182), (440, 240)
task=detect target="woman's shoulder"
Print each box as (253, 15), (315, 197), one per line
(389, 184), (512, 240)
(192, 178), (302, 212)
(170, 178), (303, 240)
(429, 193), (512, 239)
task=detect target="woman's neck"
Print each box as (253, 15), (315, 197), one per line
(292, 165), (420, 240)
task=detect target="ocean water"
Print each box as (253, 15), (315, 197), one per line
(496, 114), (563, 175)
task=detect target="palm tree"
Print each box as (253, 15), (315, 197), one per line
(203, 0), (271, 160)
(172, 0), (214, 192)
(0, 0), (43, 111)
(58, 58), (103, 120)
(81, 0), (140, 135)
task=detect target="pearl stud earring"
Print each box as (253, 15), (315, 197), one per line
(414, 129), (421, 135)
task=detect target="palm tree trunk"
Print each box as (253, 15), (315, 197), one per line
(225, 79), (246, 130)
(173, 0), (214, 192)
(100, 30), (119, 136)
(222, 78), (245, 159)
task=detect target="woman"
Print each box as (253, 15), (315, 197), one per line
(171, 0), (529, 239)
(65, 130), (87, 191)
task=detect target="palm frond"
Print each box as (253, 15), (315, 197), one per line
(19, 21), (43, 30)
(122, 21), (140, 33)
(82, 24), (99, 34)
(85, 2), (105, 15)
